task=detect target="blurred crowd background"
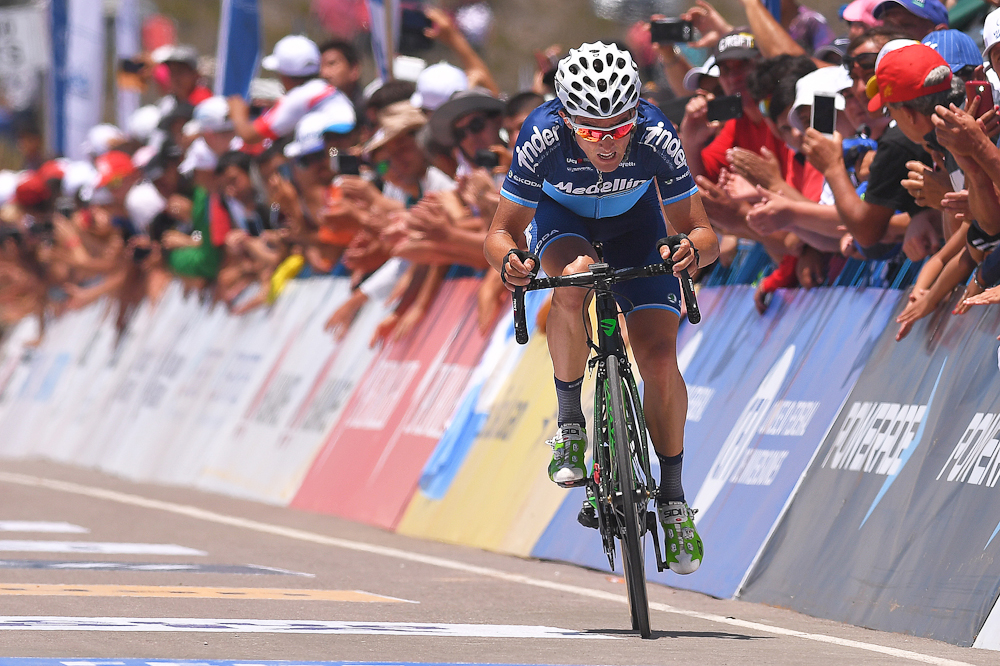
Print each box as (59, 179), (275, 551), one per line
(2, 0), (999, 348)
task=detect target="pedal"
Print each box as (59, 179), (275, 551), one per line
(577, 502), (599, 529)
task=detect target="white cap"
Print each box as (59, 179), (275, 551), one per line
(0, 170), (22, 206)
(262, 35), (320, 77)
(285, 111), (330, 158)
(127, 105), (163, 141)
(985, 9), (1000, 59)
(788, 66), (853, 132)
(410, 62), (469, 111)
(682, 56), (720, 92)
(249, 77), (285, 102)
(82, 124), (126, 157)
(179, 138), (219, 174)
(125, 182), (166, 232)
(394, 55), (427, 82)
(151, 44), (200, 68)
(61, 161), (99, 198)
(184, 96), (233, 136)
(876, 39), (921, 69)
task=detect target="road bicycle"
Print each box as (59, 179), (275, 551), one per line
(510, 237), (700, 638)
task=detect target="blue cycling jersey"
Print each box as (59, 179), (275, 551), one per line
(501, 98), (698, 219)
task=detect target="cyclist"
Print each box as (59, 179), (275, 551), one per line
(484, 42), (718, 575)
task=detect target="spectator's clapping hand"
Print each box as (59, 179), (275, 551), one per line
(337, 175), (379, 207)
(954, 279), (984, 315)
(225, 229), (248, 251)
(681, 0), (734, 50)
(932, 103), (987, 158)
(801, 129), (843, 174)
(902, 209), (942, 261)
(895, 287), (928, 340)
(720, 169), (762, 202)
(941, 189), (971, 222)
(839, 231), (864, 259)
(459, 168), (499, 213)
(406, 195), (452, 243)
(161, 229), (199, 250)
(680, 93), (721, 150)
(343, 230), (391, 274)
(727, 147), (783, 190)
(380, 211), (412, 249)
(963, 284), (1000, 308)
(901, 158), (950, 210)
(747, 186), (793, 235)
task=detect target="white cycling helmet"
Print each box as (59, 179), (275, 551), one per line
(555, 41), (640, 120)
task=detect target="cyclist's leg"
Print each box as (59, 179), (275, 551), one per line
(532, 195), (597, 485)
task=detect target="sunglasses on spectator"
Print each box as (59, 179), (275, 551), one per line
(452, 112), (500, 142)
(843, 52), (878, 73)
(568, 113), (637, 142)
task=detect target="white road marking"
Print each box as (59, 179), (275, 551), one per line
(0, 617), (616, 638)
(0, 471), (975, 666)
(0, 541), (205, 556)
(0, 522), (88, 533)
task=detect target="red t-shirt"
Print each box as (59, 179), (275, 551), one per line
(188, 86), (213, 106)
(784, 150), (825, 202)
(699, 115), (789, 184)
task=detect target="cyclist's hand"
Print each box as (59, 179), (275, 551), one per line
(659, 236), (698, 276)
(501, 249), (538, 291)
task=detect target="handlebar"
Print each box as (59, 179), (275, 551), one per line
(511, 253), (701, 345)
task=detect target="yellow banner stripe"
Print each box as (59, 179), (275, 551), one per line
(0, 584), (411, 602)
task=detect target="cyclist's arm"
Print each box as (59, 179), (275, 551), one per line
(660, 192), (719, 271)
(484, 197), (536, 286)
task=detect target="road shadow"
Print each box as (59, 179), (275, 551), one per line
(587, 628), (769, 641)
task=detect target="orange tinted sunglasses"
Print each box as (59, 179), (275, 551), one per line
(569, 114), (637, 142)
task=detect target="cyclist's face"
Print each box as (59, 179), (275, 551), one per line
(570, 109), (635, 173)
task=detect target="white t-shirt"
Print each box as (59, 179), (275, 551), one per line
(381, 166), (456, 205)
(253, 79), (352, 141)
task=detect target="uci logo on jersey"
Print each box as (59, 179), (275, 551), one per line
(641, 122), (686, 168)
(516, 124), (560, 173)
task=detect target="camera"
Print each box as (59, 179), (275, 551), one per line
(650, 18), (694, 44)
(473, 149), (500, 169)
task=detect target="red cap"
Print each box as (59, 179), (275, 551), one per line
(95, 150), (136, 189)
(14, 175), (52, 208)
(36, 160), (66, 183)
(868, 43), (952, 113)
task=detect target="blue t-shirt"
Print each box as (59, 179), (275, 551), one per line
(500, 98), (698, 219)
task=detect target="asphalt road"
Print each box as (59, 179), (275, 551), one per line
(0, 458), (994, 666)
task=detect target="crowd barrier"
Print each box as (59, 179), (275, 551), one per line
(1, 276), (999, 650)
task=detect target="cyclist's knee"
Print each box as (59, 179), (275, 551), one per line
(550, 255), (595, 310)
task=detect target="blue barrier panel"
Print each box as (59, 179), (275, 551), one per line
(532, 285), (899, 599)
(741, 294), (1000, 647)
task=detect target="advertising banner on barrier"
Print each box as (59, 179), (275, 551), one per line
(198, 279), (390, 504)
(531, 286), (899, 599)
(398, 331), (591, 556)
(741, 296), (1000, 647)
(292, 278), (491, 529)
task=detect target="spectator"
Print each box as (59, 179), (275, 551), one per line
(873, 0), (949, 40)
(429, 88), (505, 177)
(13, 117), (46, 171)
(319, 39), (362, 106)
(151, 45), (213, 110)
(229, 35), (354, 145)
(842, 0), (884, 39)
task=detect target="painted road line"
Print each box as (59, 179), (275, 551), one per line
(0, 472), (973, 666)
(0, 522), (88, 533)
(0, 657), (564, 666)
(0, 560), (311, 575)
(0, 617), (617, 638)
(0, 541), (205, 556)
(0, 584), (414, 602)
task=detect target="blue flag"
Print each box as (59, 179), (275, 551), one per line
(215, 0), (261, 98)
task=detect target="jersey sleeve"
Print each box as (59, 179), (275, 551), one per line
(253, 81), (333, 141)
(636, 109), (698, 205)
(500, 103), (561, 208)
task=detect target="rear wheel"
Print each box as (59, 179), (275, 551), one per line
(607, 355), (650, 638)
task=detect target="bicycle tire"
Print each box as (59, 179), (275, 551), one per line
(607, 355), (651, 638)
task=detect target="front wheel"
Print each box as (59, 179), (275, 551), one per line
(606, 355), (650, 638)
